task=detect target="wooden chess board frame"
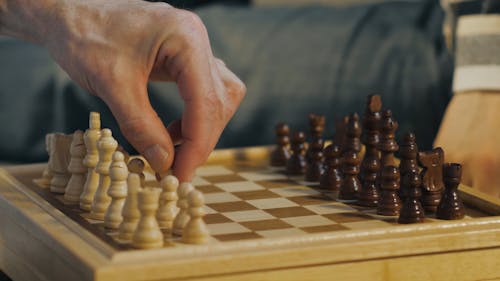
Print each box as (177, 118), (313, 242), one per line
(0, 146), (499, 281)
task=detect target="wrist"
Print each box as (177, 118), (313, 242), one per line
(0, 0), (72, 44)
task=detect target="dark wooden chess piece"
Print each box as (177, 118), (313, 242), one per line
(398, 170), (425, 224)
(338, 151), (361, 201)
(360, 95), (382, 183)
(286, 132), (307, 175)
(319, 144), (342, 191)
(270, 123), (291, 167)
(357, 154), (380, 207)
(305, 114), (325, 172)
(378, 109), (399, 167)
(377, 165), (402, 216)
(333, 115), (349, 150)
(436, 163), (465, 220)
(342, 113), (362, 154)
(308, 114), (326, 140)
(358, 95), (382, 207)
(418, 148), (445, 214)
(305, 138), (324, 182)
(399, 132), (419, 199)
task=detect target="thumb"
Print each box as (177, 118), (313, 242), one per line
(100, 83), (175, 173)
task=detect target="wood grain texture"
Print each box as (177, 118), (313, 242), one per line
(0, 146), (499, 281)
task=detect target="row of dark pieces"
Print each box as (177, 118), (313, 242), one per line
(269, 112), (464, 223)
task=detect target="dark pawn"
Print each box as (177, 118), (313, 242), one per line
(305, 138), (324, 182)
(377, 165), (402, 216)
(286, 132), (307, 175)
(270, 123), (291, 167)
(398, 171), (425, 224)
(342, 113), (362, 153)
(378, 109), (399, 167)
(399, 132), (419, 199)
(418, 148), (445, 213)
(436, 163), (465, 220)
(308, 114), (326, 140)
(320, 144), (342, 191)
(338, 151), (361, 201)
(357, 155), (380, 207)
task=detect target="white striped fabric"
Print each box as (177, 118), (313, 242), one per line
(453, 15), (500, 93)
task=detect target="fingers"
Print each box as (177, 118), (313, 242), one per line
(99, 79), (175, 173)
(167, 119), (182, 145)
(169, 54), (245, 180)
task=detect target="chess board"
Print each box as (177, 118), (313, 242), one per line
(1, 146), (500, 281)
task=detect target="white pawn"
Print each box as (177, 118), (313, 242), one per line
(64, 131), (87, 204)
(34, 134), (55, 188)
(157, 175), (179, 229)
(118, 173), (141, 240)
(172, 182), (194, 236)
(90, 129), (118, 220)
(104, 151), (128, 229)
(182, 190), (209, 244)
(132, 187), (163, 249)
(80, 112), (102, 211)
(49, 133), (73, 193)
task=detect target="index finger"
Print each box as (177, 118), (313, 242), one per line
(160, 12), (227, 181)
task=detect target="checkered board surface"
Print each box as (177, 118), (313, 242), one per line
(25, 161), (485, 250)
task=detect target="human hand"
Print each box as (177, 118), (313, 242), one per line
(1, 0), (245, 181)
(434, 92), (500, 198)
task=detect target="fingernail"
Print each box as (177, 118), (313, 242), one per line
(143, 144), (169, 172)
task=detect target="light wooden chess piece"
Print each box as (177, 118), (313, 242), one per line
(49, 133), (73, 193)
(90, 129), (118, 220)
(80, 112), (102, 211)
(182, 190), (209, 244)
(157, 175), (179, 229)
(34, 133), (55, 188)
(132, 187), (164, 249)
(64, 131), (87, 204)
(117, 145), (130, 163)
(104, 151), (128, 229)
(118, 173), (141, 240)
(128, 158), (146, 187)
(172, 182), (194, 236)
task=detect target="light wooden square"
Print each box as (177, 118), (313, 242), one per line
(215, 181), (265, 192)
(304, 203), (358, 214)
(195, 165), (234, 176)
(204, 192), (241, 204)
(247, 198), (299, 209)
(238, 171), (288, 181)
(207, 222), (252, 235)
(282, 215), (334, 228)
(269, 186), (321, 197)
(202, 205), (218, 214)
(192, 176), (211, 186)
(222, 210), (276, 222)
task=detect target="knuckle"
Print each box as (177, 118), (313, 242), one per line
(204, 91), (226, 122)
(215, 58), (226, 67)
(183, 11), (206, 31)
(230, 79), (247, 101)
(175, 10), (208, 43)
(146, 2), (173, 19)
